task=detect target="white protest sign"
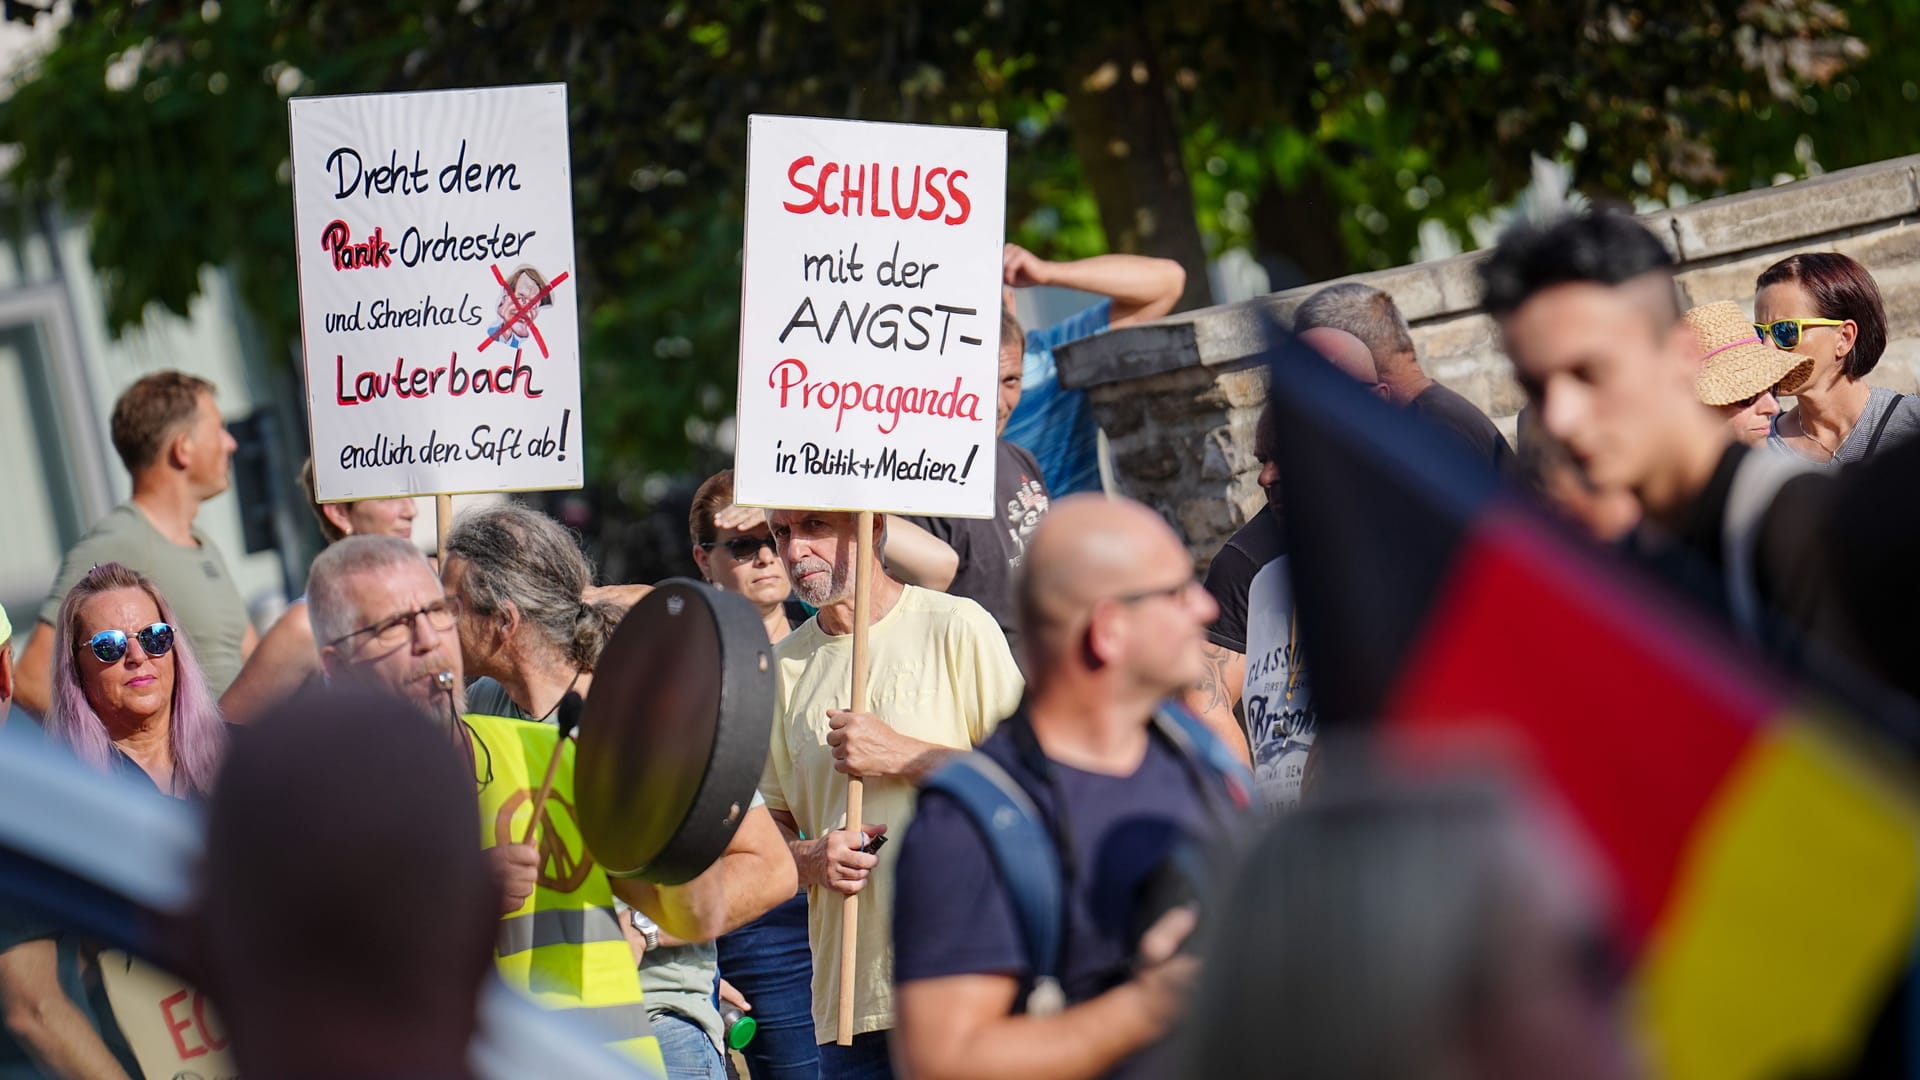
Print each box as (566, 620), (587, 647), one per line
(734, 115), (1007, 517)
(290, 84), (582, 501)
(100, 951), (240, 1080)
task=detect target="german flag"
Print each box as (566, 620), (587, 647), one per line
(1264, 329), (1920, 1079)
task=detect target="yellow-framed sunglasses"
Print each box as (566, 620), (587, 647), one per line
(1754, 318), (1846, 350)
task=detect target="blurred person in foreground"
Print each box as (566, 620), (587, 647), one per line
(16, 372), (253, 715)
(690, 470), (821, 1080)
(1294, 282), (1513, 468)
(1512, 409), (1642, 545)
(1755, 252), (1920, 465)
(1480, 210), (1841, 651)
(1186, 329), (1391, 806)
(220, 458), (418, 722)
(892, 495), (1250, 1080)
(1001, 244), (1187, 496)
(443, 504), (795, 1078)
(1, 564), (226, 1077)
(1185, 771), (1639, 1080)
(307, 535), (731, 1070)
(762, 508), (1023, 1076)
(1688, 302), (1811, 449)
(904, 307), (1053, 657)
(199, 686), (496, 1080)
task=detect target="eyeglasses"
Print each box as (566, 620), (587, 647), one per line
(80, 623), (175, 663)
(701, 535), (779, 560)
(327, 597), (461, 653)
(1729, 385), (1782, 410)
(1110, 578), (1198, 606)
(1754, 318), (1846, 350)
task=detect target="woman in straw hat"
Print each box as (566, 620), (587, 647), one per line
(1754, 252), (1920, 465)
(1687, 301), (1812, 448)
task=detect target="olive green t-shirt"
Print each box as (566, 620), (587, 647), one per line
(38, 504), (251, 695)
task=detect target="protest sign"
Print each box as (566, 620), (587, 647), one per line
(290, 84), (582, 502)
(100, 951), (239, 1080)
(734, 115), (1007, 518)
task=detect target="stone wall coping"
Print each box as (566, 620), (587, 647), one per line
(1057, 154), (1920, 391)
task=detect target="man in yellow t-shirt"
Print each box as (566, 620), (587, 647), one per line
(761, 509), (1024, 1075)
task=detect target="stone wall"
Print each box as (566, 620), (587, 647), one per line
(1056, 154), (1920, 564)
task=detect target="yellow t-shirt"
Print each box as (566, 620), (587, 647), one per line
(760, 585), (1024, 1042)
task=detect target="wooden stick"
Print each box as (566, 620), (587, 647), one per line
(435, 493), (453, 565)
(520, 693), (583, 847)
(836, 509), (876, 1046)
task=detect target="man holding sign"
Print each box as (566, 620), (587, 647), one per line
(734, 113), (1016, 1076)
(760, 509), (1022, 1075)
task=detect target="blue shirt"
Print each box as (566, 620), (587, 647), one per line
(1002, 301), (1112, 496)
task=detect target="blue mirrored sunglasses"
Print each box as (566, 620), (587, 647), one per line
(83, 623), (175, 663)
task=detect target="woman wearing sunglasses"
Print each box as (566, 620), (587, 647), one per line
(1755, 252), (1920, 465)
(1687, 301), (1813, 448)
(45, 562), (226, 799)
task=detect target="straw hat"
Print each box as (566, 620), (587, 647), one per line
(1689, 301), (1813, 406)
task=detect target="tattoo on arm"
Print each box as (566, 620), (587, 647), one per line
(1194, 642), (1240, 715)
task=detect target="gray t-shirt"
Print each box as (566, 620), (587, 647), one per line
(1767, 385), (1920, 466)
(39, 504), (250, 695)
(465, 676), (538, 723)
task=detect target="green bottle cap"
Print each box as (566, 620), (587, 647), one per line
(726, 1013), (758, 1050)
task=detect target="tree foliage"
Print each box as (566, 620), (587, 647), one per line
(1, 0), (1905, 490)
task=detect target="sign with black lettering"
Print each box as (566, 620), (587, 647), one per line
(734, 115), (1006, 517)
(290, 84), (582, 500)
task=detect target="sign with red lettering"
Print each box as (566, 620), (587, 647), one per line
(100, 951), (240, 1080)
(290, 84), (582, 500)
(734, 115), (1007, 516)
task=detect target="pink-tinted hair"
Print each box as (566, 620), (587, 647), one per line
(47, 563), (226, 797)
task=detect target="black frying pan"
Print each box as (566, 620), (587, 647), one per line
(574, 579), (775, 884)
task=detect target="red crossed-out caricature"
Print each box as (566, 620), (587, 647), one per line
(480, 263), (571, 359)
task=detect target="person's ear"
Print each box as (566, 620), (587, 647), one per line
(318, 644), (345, 682)
(692, 546), (712, 583)
(166, 427), (195, 471)
(322, 502), (356, 538)
(1083, 607), (1118, 671)
(1836, 319), (1859, 362)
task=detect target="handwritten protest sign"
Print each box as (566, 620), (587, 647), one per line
(734, 115), (1007, 518)
(290, 84), (582, 502)
(100, 951), (239, 1080)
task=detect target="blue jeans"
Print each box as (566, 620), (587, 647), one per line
(715, 894), (818, 1080)
(815, 1032), (894, 1079)
(652, 1012), (726, 1080)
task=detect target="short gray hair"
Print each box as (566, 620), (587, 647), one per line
(1294, 283), (1416, 368)
(445, 504), (618, 671)
(307, 535), (434, 649)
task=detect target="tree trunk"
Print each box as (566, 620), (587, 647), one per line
(1064, 24), (1213, 312)
(1251, 168), (1354, 293)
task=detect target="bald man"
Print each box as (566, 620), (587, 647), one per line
(892, 495), (1250, 1080)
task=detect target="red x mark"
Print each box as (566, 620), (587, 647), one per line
(479, 264), (570, 358)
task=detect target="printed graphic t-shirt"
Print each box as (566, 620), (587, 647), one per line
(905, 439), (1051, 654)
(760, 586), (1025, 1042)
(1201, 507), (1315, 810)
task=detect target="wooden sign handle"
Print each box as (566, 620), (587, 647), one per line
(836, 509), (875, 1046)
(435, 493), (453, 565)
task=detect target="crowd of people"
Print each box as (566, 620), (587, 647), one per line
(0, 211), (1911, 1080)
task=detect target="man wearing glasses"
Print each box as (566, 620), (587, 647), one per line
(892, 495), (1250, 1080)
(305, 534), (730, 1072)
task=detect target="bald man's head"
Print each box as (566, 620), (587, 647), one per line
(1298, 326), (1382, 388)
(1019, 495), (1217, 697)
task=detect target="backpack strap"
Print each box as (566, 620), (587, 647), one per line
(919, 754), (1067, 1015)
(1722, 450), (1816, 641)
(1151, 701), (1255, 811)
(1864, 393), (1905, 459)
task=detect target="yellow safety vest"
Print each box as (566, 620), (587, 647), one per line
(465, 713), (662, 1070)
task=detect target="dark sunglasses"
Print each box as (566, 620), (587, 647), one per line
(702, 534), (779, 559)
(81, 623), (175, 663)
